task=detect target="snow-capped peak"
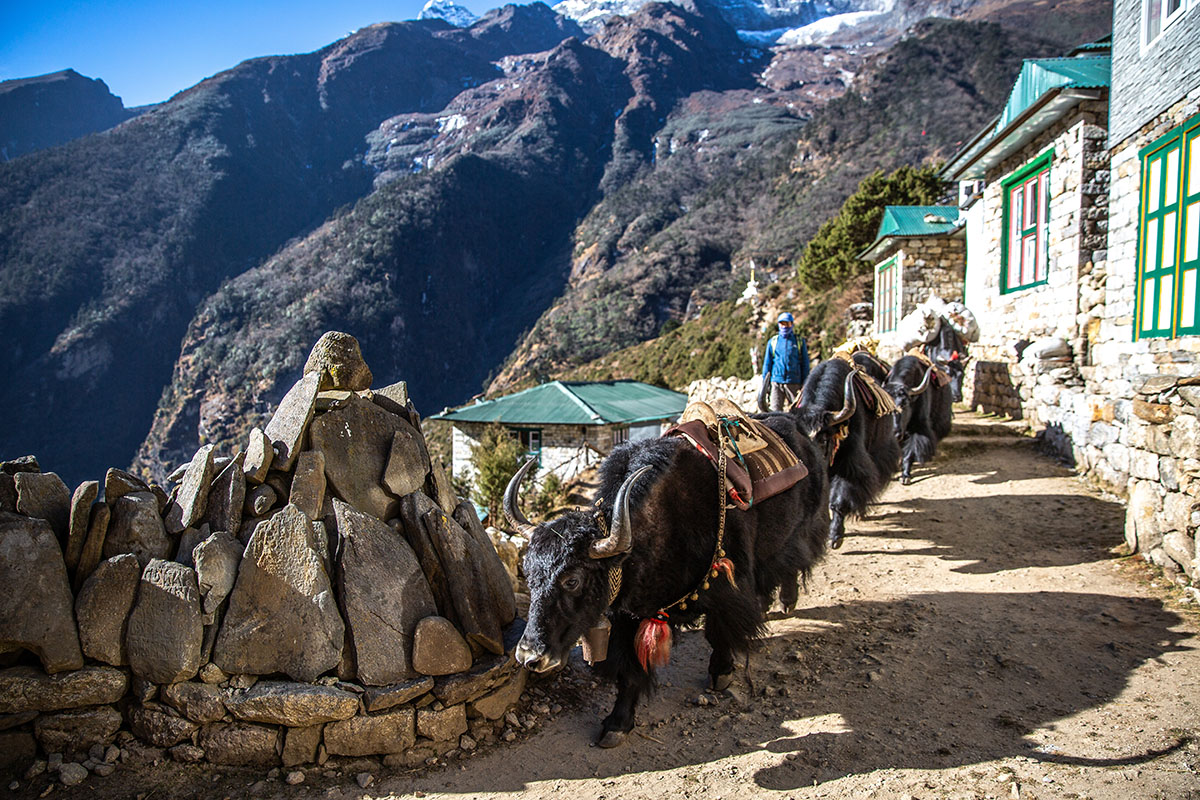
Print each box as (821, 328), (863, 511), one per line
(418, 0), (479, 27)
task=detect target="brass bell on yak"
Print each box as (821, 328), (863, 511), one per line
(580, 617), (612, 664)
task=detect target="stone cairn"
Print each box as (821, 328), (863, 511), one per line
(0, 332), (526, 782)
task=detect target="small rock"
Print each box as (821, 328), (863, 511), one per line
(58, 763), (87, 786)
(8, 781), (19, 791)
(104, 746), (120, 764)
(286, 771), (305, 785)
(305, 332), (372, 392)
(198, 664), (228, 685)
(92, 764), (114, 777)
(412, 616), (472, 676)
(24, 761), (46, 780)
(355, 773), (373, 789)
(46, 753), (63, 771)
(243, 428), (273, 485)
(459, 735), (477, 751)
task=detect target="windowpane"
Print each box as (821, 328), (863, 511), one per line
(1182, 269), (1197, 329)
(1186, 202), (1200, 262)
(1024, 180), (1037, 228)
(1163, 211), (1178, 269)
(1166, 148), (1180, 207)
(1143, 278), (1156, 331)
(1167, 0), (1182, 15)
(1022, 236), (1037, 283)
(1038, 172), (1050, 281)
(1146, 0), (1163, 40)
(1190, 136), (1200, 196)
(1159, 274), (1174, 329)
(1147, 218), (1161, 271)
(1149, 157), (1162, 212)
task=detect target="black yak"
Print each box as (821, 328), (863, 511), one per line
(506, 412), (829, 747)
(851, 350), (891, 385)
(923, 323), (969, 402)
(793, 357), (900, 550)
(884, 355), (954, 484)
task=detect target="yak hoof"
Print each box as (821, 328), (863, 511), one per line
(597, 730), (627, 748)
(711, 672), (734, 692)
(829, 533), (843, 550)
(900, 474), (912, 486)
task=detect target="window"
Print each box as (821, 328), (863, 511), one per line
(1136, 112), (1200, 338)
(612, 427), (629, 446)
(875, 255), (899, 333)
(1001, 151), (1052, 293)
(509, 427), (542, 464)
(1143, 0), (1187, 46)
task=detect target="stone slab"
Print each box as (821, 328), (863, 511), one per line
(453, 501), (518, 625)
(333, 500), (436, 685)
(75, 553), (140, 666)
(65, 481), (99, 572)
(362, 677), (435, 713)
(323, 708), (415, 756)
(412, 616), (472, 676)
(416, 703), (467, 742)
(224, 681), (359, 727)
(470, 668), (527, 721)
(424, 507), (503, 654)
(33, 705), (123, 755)
(433, 654), (517, 707)
(290, 451), (327, 520)
(282, 724), (323, 767)
(14, 471), (71, 546)
(0, 474), (14, 512)
(128, 704), (200, 748)
(73, 502), (111, 591)
(243, 427), (273, 485)
(193, 530), (242, 615)
(0, 513), (83, 673)
(104, 469), (149, 503)
(266, 372), (322, 472)
(0, 666), (127, 714)
(164, 445), (215, 534)
(309, 396), (411, 521)
(198, 722), (281, 767)
(383, 425), (431, 499)
(125, 559), (203, 684)
(103, 492), (171, 566)
(203, 453), (245, 536)
(212, 505), (344, 682)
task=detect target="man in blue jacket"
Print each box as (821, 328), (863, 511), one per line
(762, 312), (810, 411)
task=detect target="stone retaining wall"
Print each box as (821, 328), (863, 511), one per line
(0, 333), (528, 782)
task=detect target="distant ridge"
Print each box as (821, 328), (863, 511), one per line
(0, 69), (136, 160)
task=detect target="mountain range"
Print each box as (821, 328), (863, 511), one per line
(0, 0), (1111, 485)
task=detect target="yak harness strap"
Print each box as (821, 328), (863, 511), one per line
(635, 423), (738, 672)
(828, 421), (850, 466)
(907, 347), (953, 388)
(828, 355), (899, 419)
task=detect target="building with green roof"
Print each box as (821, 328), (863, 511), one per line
(859, 205), (966, 355)
(430, 380), (687, 484)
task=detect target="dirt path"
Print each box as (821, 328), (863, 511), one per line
(44, 413), (1200, 800)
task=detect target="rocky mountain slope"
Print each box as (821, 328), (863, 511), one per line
(0, 69), (137, 161)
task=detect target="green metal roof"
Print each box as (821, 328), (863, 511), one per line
(860, 206), (961, 261)
(943, 55), (1109, 181)
(429, 380), (688, 426)
(995, 56), (1110, 132)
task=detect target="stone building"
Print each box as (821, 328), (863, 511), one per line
(859, 205), (966, 360)
(431, 380), (687, 486)
(939, 9), (1200, 582)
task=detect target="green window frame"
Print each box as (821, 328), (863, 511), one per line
(1000, 150), (1052, 293)
(509, 427), (543, 466)
(1134, 111), (1200, 339)
(875, 255), (899, 333)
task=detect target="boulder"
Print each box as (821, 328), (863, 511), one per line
(0, 513), (84, 672)
(333, 500), (436, 685)
(243, 427), (273, 484)
(383, 426), (431, 499)
(323, 708), (415, 756)
(164, 445), (216, 534)
(203, 453), (245, 535)
(161, 681), (226, 723)
(426, 456), (460, 514)
(193, 530), (242, 615)
(369, 381), (412, 420)
(397, 492), (455, 620)
(290, 451), (327, 520)
(265, 372), (323, 472)
(103, 468), (149, 503)
(14, 472), (71, 544)
(128, 704), (199, 747)
(212, 505), (344, 682)
(0, 666), (127, 714)
(470, 668), (526, 721)
(423, 507), (503, 654)
(64, 480), (99, 572)
(1, 456), (39, 474)
(125, 559), (204, 684)
(453, 501), (518, 625)
(362, 676), (435, 713)
(225, 681), (359, 727)
(304, 331), (373, 391)
(282, 724), (324, 767)
(73, 502), (111, 590)
(309, 396), (415, 520)
(412, 616), (472, 676)
(198, 722), (282, 767)
(33, 706), (123, 755)
(416, 703), (467, 742)
(75, 553), (141, 666)
(103, 491), (171, 566)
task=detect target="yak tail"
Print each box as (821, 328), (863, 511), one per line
(636, 614), (672, 672)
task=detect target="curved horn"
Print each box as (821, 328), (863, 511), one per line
(825, 371), (858, 429)
(908, 366), (934, 397)
(502, 458), (539, 536)
(590, 465), (653, 559)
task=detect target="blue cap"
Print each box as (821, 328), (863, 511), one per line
(777, 312), (794, 323)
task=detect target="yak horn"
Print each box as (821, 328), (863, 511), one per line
(502, 458), (539, 536)
(590, 465), (653, 559)
(908, 366), (933, 397)
(826, 371), (858, 428)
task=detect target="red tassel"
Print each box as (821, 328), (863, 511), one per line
(635, 613), (672, 672)
(714, 557), (737, 589)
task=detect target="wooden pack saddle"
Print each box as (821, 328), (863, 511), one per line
(665, 398), (808, 511)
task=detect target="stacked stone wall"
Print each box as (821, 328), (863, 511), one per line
(0, 333), (530, 782)
(898, 238), (966, 313)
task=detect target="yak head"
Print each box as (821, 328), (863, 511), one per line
(885, 364), (932, 440)
(504, 459), (650, 673)
(795, 367), (858, 440)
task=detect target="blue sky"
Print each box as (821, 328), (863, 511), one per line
(1, 0), (507, 107)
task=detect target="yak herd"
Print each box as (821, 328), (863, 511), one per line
(504, 347), (957, 747)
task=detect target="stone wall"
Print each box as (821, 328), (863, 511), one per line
(0, 333), (528, 782)
(873, 237), (966, 362)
